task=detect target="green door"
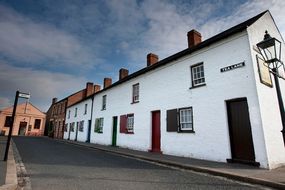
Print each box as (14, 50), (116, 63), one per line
(112, 116), (118, 146)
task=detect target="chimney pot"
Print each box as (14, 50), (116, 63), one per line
(119, 68), (129, 80)
(187, 29), (201, 48)
(104, 78), (112, 89)
(147, 53), (159, 66)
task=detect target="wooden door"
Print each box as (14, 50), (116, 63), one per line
(227, 98), (256, 163)
(18, 122), (27, 136)
(151, 111), (161, 152)
(112, 117), (118, 146)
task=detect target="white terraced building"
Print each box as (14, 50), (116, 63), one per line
(64, 11), (285, 169)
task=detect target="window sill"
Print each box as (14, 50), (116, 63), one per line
(126, 131), (134, 134)
(189, 83), (206, 89)
(101, 108), (106, 111)
(131, 101), (139, 104)
(178, 130), (195, 133)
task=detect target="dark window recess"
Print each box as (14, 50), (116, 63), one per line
(120, 115), (127, 133)
(167, 109), (178, 132)
(34, 119), (41, 129)
(4, 116), (13, 127)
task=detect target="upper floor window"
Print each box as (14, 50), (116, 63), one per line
(34, 119), (41, 129)
(132, 83), (139, 103)
(74, 108), (78, 117)
(84, 104), (88, 115)
(4, 116), (12, 127)
(191, 63), (205, 87)
(102, 95), (107, 110)
(68, 110), (71, 119)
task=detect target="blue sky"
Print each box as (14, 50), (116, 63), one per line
(0, 0), (285, 111)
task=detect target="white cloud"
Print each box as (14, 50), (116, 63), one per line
(0, 5), (94, 68)
(110, 0), (285, 70)
(0, 62), (87, 111)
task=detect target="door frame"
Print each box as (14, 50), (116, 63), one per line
(18, 122), (27, 136)
(226, 98), (259, 166)
(112, 116), (118, 146)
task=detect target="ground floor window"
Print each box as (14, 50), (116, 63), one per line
(70, 122), (75, 132)
(94, 118), (103, 133)
(79, 121), (84, 132)
(120, 114), (134, 134)
(167, 107), (194, 133)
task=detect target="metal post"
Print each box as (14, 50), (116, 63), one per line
(272, 68), (285, 146)
(4, 91), (19, 161)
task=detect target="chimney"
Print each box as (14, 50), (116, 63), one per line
(187, 29), (201, 48)
(86, 82), (94, 97)
(104, 78), (112, 89)
(52, 98), (57, 104)
(119, 68), (129, 80)
(147, 53), (159, 66)
(94, 84), (101, 93)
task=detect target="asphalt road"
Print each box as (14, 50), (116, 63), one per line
(13, 137), (271, 190)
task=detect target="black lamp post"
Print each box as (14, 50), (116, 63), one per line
(257, 31), (285, 146)
(3, 91), (30, 161)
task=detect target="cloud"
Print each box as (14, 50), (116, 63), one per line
(0, 5), (95, 69)
(0, 97), (11, 109)
(0, 62), (87, 111)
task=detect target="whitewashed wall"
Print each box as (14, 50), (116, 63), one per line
(91, 30), (271, 167)
(247, 12), (285, 169)
(63, 98), (93, 142)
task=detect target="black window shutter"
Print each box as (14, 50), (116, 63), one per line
(167, 109), (178, 132)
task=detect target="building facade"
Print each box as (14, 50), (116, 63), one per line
(0, 102), (46, 136)
(46, 82), (100, 138)
(63, 11), (285, 169)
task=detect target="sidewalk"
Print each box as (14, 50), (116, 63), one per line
(57, 138), (285, 190)
(0, 136), (7, 186)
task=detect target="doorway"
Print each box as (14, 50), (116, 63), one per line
(151, 111), (161, 153)
(112, 116), (118, 146)
(75, 122), (79, 141)
(18, 122), (27, 136)
(226, 98), (257, 165)
(86, 120), (91, 143)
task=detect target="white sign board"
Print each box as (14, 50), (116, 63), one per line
(18, 92), (30, 99)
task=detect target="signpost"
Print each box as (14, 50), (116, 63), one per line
(3, 90), (30, 161)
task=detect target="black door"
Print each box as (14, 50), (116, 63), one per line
(227, 98), (256, 164)
(75, 122), (79, 141)
(86, 120), (91, 143)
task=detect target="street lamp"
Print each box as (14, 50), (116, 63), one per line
(3, 91), (30, 161)
(257, 31), (285, 146)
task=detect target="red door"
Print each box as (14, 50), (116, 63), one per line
(151, 111), (161, 153)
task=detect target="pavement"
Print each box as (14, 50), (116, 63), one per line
(0, 136), (7, 186)
(0, 136), (18, 190)
(56, 138), (285, 190)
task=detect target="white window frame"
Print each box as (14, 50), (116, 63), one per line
(179, 107), (193, 131)
(132, 83), (139, 103)
(95, 118), (104, 133)
(191, 63), (205, 87)
(127, 114), (134, 132)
